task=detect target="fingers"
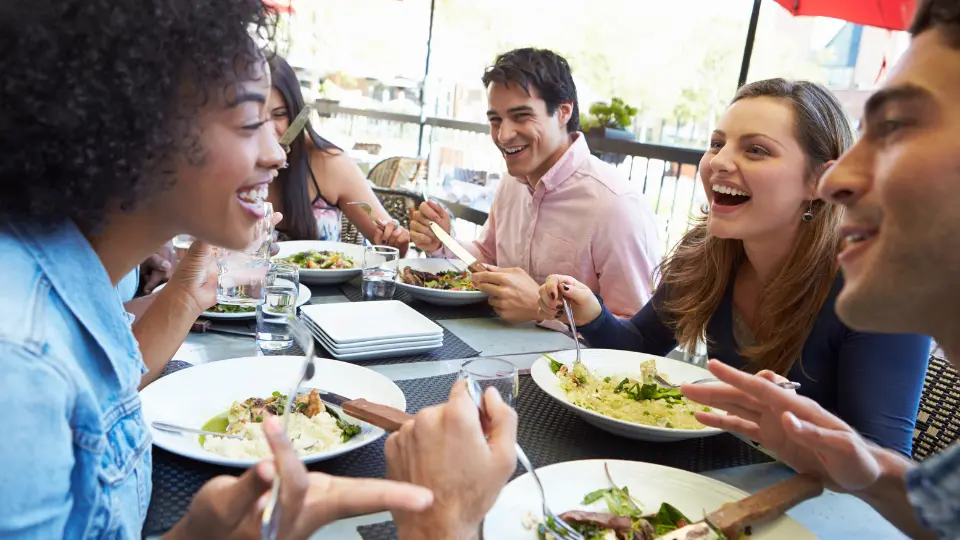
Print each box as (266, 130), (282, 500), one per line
(471, 271), (508, 287)
(481, 386), (518, 474)
(418, 201), (444, 223)
(680, 382), (765, 416)
(207, 462), (276, 528)
(426, 200), (448, 222)
(142, 255), (172, 294)
(303, 475), (434, 526)
(262, 416), (308, 535)
(694, 411), (763, 441)
(271, 211), (284, 227)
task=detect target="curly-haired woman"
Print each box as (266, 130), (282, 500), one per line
(0, 1), (434, 537)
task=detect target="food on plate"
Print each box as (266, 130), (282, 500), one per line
(200, 389), (362, 459)
(278, 250), (356, 270)
(530, 466), (696, 539)
(547, 356), (709, 430)
(206, 303), (255, 314)
(401, 267), (477, 291)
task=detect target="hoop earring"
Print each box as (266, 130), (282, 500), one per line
(802, 201), (814, 222)
(700, 203), (710, 214)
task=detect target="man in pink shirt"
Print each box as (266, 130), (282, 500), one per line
(410, 48), (661, 323)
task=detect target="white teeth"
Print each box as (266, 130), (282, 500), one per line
(237, 185), (268, 203)
(504, 146), (527, 155)
(846, 234), (869, 243)
(712, 184), (750, 197)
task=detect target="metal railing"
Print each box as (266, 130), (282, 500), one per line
(313, 101), (707, 253)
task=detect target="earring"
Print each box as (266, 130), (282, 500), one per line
(802, 201), (814, 222)
(280, 162), (289, 170)
(700, 203), (710, 214)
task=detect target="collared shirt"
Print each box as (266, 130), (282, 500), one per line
(907, 443), (960, 538)
(0, 218), (151, 538)
(434, 133), (661, 316)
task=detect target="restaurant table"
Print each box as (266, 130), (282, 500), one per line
(145, 285), (907, 539)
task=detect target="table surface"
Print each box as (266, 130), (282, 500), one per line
(153, 288), (906, 540)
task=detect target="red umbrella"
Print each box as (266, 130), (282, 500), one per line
(773, 0), (917, 31)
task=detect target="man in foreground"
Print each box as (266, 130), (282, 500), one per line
(410, 48), (661, 324)
(682, 1), (960, 538)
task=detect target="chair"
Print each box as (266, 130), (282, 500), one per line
(368, 157), (426, 189)
(339, 213), (364, 245)
(912, 345), (959, 461)
(338, 188), (423, 247)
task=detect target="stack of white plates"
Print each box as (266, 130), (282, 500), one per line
(299, 301), (443, 361)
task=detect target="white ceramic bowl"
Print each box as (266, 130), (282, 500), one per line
(273, 241), (365, 285)
(395, 258), (488, 306)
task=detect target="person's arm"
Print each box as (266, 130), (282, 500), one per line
(590, 192), (662, 317)
(578, 288), (678, 355)
(835, 329), (931, 455)
(859, 446), (935, 540)
(134, 284), (205, 389)
(317, 152), (400, 241)
(428, 193), (499, 265)
(0, 346), (74, 538)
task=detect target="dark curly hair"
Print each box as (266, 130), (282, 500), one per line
(910, 0), (960, 47)
(481, 48), (581, 133)
(0, 0), (276, 231)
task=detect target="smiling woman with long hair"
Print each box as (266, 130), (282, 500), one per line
(266, 56), (410, 254)
(538, 79), (931, 456)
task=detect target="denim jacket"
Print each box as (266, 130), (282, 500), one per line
(0, 219), (151, 538)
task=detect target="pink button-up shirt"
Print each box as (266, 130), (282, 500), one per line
(435, 133), (661, 317)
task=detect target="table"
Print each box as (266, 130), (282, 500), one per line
(150, 287), (906, 539)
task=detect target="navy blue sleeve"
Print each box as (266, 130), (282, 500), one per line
(836, 330), (930, 457)
(578, 289), (678, 355)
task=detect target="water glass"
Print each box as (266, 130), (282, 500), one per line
(257, 263), (300, 351)
(217, 202), (274, 306)
(458, 358), (519, 408)
(362, 245), (399, 301)
(172, 234), (194, 261)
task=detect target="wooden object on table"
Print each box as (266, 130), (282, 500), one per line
(342, 399), (414, 432)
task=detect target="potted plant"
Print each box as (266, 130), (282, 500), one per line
(581, 97), (638, 140)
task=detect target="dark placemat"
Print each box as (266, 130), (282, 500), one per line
(143, 370), (458, 536)
(358, 521), (398, 540)
(338, 276), (496, 321)
(145, 369), (770, 537)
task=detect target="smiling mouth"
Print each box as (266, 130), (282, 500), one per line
(711, 184), (751, 207)
(502, 145), (528, 157)
(844, 231), (876, 246)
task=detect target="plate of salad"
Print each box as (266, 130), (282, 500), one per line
(395, 258), (488, 306)
(273, 241), (364, 285)
(152, 283), (311, 320)
(482, 460), (814, 539)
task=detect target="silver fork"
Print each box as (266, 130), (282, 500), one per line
(463, 380), (583, 540)
(653, 373), (800, 391)
(560, 297), (581, 371)
(261, 318), (317, 540)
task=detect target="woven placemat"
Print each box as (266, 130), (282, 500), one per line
(144, 369), (770, 537)
(338, 277), (496, 321)
(358, 521), (399, 540)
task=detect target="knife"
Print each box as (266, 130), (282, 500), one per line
(297, 386), (414, 431)
(428, 221), (487, 274)
(656, 474), (823, 539)
(278, 105), (313, 151)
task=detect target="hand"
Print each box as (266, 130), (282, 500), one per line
(681, 360), (882, 494)
(168, 416), (435, 540)
(386, 381), (518, 540)
(472, 267), (541, 324)
(162, 241), (217, 314)
(373, 219), (411, 258)
(141, 244), (177, 294)
(537, 275), (602, 326)
(269, 211), (284, 257)
(409, 201), (451, 253)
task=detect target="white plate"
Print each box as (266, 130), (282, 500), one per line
(273, 241), (365, 285)
(483, 460), (815, 539)
(140, 356), (405, 467)
(395, 259), (488, 306)
(531, 349), (723, 442)
(153, 283), (311, 320)
(300, 316), (442, 353)
(300, 301), (443, 344)
(308, 326), (443, 360)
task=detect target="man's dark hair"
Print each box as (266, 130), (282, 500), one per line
(481, 48), (580, 133)
(0, 0), (275, 230)
(910, 0), (960, 47)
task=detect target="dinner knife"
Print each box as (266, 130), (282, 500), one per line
(296, 386), (415, 431)
(657, 474), (823, 539)
(428, 221), (488, 274)
(278, 105), (313, 150)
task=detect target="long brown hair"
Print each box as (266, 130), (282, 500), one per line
(658, 79), (854, 376)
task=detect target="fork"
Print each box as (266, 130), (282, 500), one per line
(463, 380), (583, 540)
(560, 297), (582, 372)
(653, 373), (800, 391)
(346, 201), (401, 232)
(261, 318), (316, 540)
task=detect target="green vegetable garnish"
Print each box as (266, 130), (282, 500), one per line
(326, 407), (362, 443)
(544, 353), (564, 375)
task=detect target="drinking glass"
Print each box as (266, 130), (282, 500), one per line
(458, 358), (519, 408)
(257, 263), (300, 351)
(172, 234), (194, 261)
(217, 202), (274, 306)
(362, 245), (399, 301)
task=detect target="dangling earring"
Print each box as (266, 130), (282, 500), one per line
(802, 200), (814, 222)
